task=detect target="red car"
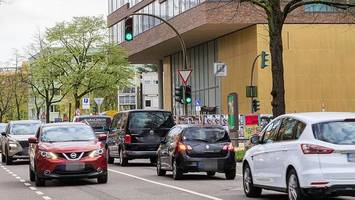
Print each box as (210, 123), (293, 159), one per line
(28, 122), (108, 186)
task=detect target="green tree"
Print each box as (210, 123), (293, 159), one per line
(0, 74), (14, 122)
(45, 16), (132, 109)
(238, 0), (355, 116)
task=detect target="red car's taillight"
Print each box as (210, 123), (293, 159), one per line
(124, 134), (132, 144)
(301, 144), (334, 154)
(223, 143), (235, 152)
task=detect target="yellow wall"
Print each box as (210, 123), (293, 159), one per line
(163, 56), (172, 111)
(218, 24), (355, 114)
(218, 26), (258, 114)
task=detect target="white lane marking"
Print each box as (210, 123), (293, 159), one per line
(36, 191), (44, 195)
(20, 179), (25, 182)
(12, 174), (17, 176)
(236, 174), (242, 177)
(15, 176), (21, 179)
(24, 183), (31, 186)
(43, 196), (52, 200)
(108, 169), (223, 200)
(29, 186), (37, 191)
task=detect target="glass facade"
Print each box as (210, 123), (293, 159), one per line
(109, 0), (205, 43)
(305, 4), (336, 12)
(171, 40), (220, 115)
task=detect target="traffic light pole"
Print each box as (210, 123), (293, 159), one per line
(127, 13), (189, 116)
(250, 54), (261, 113)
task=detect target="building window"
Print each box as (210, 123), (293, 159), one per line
(145, 100), (151, 107)
(305, 4), (336, 12)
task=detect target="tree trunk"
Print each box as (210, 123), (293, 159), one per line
(46, 101), (51, 123)
(74, 94), (80, 109)
(268, 14), (286, 117)
(16, 98), (21, 120)
(0, 113), (3, 123)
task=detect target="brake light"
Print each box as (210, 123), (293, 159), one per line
(301, 144), (334, 154)
(223, 143), (235, 152)
(124, 134), (132, 144)
(177, 142), (192, 153)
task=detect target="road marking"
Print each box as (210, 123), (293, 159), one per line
(43, 196), (52, 200)
(236, 174), (242, 177)
(20, 179), (25, 182)
(36, 191), (44, 195)
(24, 183), (31, 186)
(29, 186), (37, 191)
(12, 173), (17, 176)
(108, 169), (223, 200)
(15, 176), (21, 179)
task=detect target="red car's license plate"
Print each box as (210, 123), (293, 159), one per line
(65, 162), (85, 171)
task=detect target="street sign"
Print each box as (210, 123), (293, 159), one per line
(82, 98), (90, 110)
(94, 98), (104, 106)
(214, 62), (227, 77)
(195, 99), (201, 106)
(178, 69), (192, 85)
(196, 106), (201, 113)
(245, 115), (259, 126)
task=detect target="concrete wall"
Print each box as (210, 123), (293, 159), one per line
(163, 56), (172, 111)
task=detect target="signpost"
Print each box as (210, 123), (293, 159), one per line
(178, 69), (192, 116)
(214, 62), (227, 77)
(82, 98), (90, 110)
(94, 98), (104, 114)
(227, 93), (239, 132)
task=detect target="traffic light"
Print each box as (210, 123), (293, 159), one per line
(252, 99), (260, 112)
(124, 17), (133, 41)
(261, 51), (270, 69)
(175, 85), (184, 104)
(185, 85), (192, 104)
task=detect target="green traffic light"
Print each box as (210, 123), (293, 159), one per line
(185, 97), (192, 104)
(125, 33), (133, 41)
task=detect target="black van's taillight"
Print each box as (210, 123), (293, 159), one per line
(124, 134), (132, 144)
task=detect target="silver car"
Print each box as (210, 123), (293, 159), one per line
(1, 120), (41, 165)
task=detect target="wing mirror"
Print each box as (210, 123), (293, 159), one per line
(250, 134), (260, 145)
(98, 134), (107, 141)
(28, 137), (38, 144)
(1, 132), (6, 136)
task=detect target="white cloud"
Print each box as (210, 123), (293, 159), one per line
(0, 0), (107, 64)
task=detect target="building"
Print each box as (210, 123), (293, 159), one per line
(108, 1), (355, 115)
(142, 72), (159, 109)
(117, 75), (139, 111)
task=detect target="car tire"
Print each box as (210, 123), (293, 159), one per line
(225, 169), (236, 180)
(1, 153), (5, 163)
(5, 149), (12, 165)
(97, 173), (108, 184)
(243, 163), (262, 197)
(287, 169), (309, 200)
(35, 173), (45, 187)
(29, 166), (35, 182)
(119, 148), (128, 166)
(150, 157), (157, 165)
(172, 159), (183, 180)
(207, 172), (216, 177)
(156, 157), (166, 176)
(107, 150), (114, 164)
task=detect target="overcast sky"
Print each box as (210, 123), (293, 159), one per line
(0, 0), (107, 66)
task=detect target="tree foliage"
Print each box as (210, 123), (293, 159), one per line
(45, 16), (132, 109)
(238, 0), (355, 116)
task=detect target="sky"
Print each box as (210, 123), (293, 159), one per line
(0, 0), (107, 66)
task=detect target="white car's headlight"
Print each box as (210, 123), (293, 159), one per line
(39, 151), (58, 159)
(9, 143), (18, 148)
(88, 148), (105, 158)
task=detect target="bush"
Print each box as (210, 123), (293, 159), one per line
(235, 150), (245, 162)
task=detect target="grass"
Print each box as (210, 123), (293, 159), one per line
(235, 149), (245, 162)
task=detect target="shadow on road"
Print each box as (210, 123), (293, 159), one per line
(162, 173), (227, 181)
(41, 179), (98, 187)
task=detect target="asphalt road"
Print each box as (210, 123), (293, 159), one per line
(0, 157), (354, 200)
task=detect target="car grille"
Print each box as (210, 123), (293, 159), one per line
(53, 164), (96, 175)
(57, 151), (91, 160)
(18, 140), (29, 148)
(188, 151), (228, 158)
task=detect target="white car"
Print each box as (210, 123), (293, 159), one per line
(243, 112), (355, 200)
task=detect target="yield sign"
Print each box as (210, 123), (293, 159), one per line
(178, 69), (192, 85)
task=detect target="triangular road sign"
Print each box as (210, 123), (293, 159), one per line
(178, 69), (192, 84)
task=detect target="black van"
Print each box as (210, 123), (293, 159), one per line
(107, 110), (175, 166)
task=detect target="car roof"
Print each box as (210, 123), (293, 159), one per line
(75, 115), (110, 118)
(175, 124), (225, 129)
(118, 109), (171, 113)
(42, 122), (88, 128)
(10, 120), (41, 124)
(281, 112), (355, 124)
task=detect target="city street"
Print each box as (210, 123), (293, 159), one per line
(0, 157), (353, 200)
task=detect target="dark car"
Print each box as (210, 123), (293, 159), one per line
(1, 120), (41, 165)
(107, 110), (175, 166)
(28, 123), (108, 186)
(156, 125), (236, 180)
(73, 115), (112, 137)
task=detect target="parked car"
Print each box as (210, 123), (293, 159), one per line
(156, 125), (236, 180)
(1, 120), (41, 165)
(73, 115), (112, 137)
(28, 122), (108, 186)
(0, 123), (7, 153)
(107, 110), (175, 166)
(243, 112), (355, 200)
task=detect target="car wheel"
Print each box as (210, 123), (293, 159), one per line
(225, 169), (236, 180)
(1, 153), (5, 163)
(243, 163), (262, 197)
(97, 173), (108, 184)
(29, 166), (35, 182)
(207, 172), (216, 177)
(119, 148), (128, 166)
(5, 149), (12, 165)
(156, 157), (166, 176)
(35, 173), (45, 187)
(150, 157), (157, 165)
(287, 169), (308, 200)
(107, 150), (114, 164)
(172, 159), (182, 180)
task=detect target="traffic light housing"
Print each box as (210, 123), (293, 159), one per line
(175, 85), (184, 104)
(185, 85), (192, 104)
(252, 99), (260, 112)
(124, 17), (133, 41)
(261, 51), (270, 69)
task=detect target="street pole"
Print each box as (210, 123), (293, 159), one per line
(250, 54), (261, 113)
(127, 13), (188, 116)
